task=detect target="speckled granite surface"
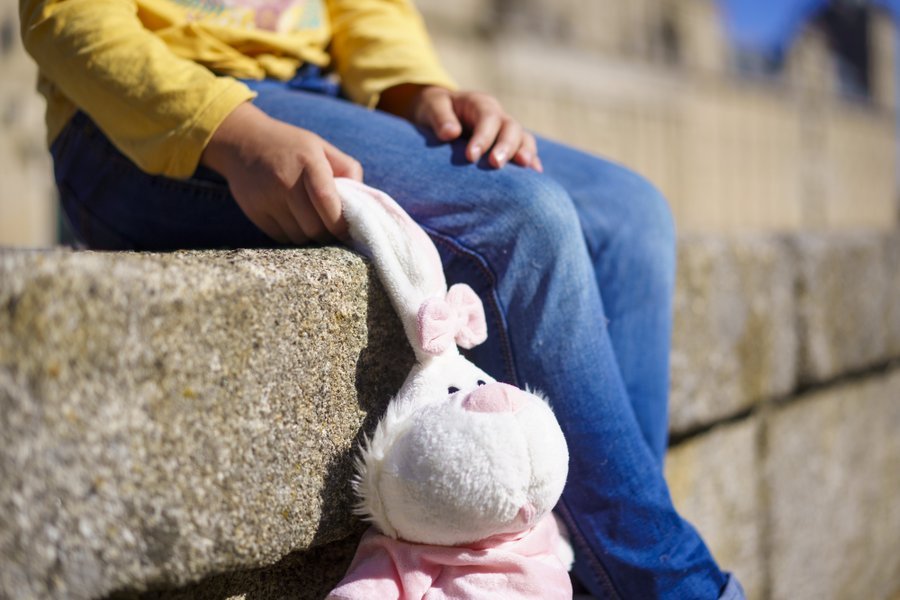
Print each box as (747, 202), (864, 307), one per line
(0, 248), (412, 599)
(2, 233), (900, 600)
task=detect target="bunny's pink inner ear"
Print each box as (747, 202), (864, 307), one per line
(417, 297), (456, 356)
(339, 178), (445, 285)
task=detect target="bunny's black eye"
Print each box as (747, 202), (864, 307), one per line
(477, 380), (486, 386)
(448, 386), (460, 395)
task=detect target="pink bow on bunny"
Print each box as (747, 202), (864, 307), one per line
(416, 284), (488, 355)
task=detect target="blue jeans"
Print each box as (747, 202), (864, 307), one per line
(51, 75), (744, 600)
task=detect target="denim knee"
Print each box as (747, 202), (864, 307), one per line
(443, 169), (601, 385)
(596, 167), (677, 293)
(471, 170), (587, 266)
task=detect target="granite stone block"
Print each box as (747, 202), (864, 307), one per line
(765, 369), (900, 600)
(670, 237), (796, 434)
(0, 248), (413, 599)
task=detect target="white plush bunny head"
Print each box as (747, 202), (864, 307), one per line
(337, 178), (569, 547)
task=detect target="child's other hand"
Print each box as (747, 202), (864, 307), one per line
(378, 84), (542, 172)
(200, 102), (363, 244)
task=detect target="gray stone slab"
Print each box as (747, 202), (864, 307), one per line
(765, 369), (900, 600)
(792, 232), (899, 384)
(4, 232), (899, 599)
(0, 248), (413, 599)
(665, 418), (764, 600)
(669, 237), (797, 435)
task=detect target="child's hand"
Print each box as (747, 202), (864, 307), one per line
(201, 102), (363, 244)
(378, 84), (542, 172)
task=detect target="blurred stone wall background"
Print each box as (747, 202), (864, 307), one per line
(415, 0), (898, 233)
(1, 0), (897, 244)
(0, 0), (55, 247)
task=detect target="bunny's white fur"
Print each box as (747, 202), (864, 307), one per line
(336, 178), (569, 548)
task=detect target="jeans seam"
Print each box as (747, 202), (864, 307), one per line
(419, 226), (520, 386)
(557, 499), (625, 600)
(420, 228), (626, 600)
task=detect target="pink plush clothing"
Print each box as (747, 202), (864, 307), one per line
(327, 515), (572, 600)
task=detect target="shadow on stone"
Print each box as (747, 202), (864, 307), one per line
(351, 264), (415, 417)
(107, 264), (415, 600)
(107, 534), (364, 600)
(311, 264), (414, 547)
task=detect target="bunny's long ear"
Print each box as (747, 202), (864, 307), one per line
(336, 178), (452, 360)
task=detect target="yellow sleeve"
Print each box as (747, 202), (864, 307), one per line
(19, 0), (256, 178)
(326, 0), (457, 108)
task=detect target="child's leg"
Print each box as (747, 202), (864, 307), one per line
(51, 82), (741, 599)
(534, 138), (676, 464)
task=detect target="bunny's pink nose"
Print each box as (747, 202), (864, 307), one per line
(461, 383), (528, 413)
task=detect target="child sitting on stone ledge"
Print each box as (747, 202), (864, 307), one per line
(20, 0), (744, 597)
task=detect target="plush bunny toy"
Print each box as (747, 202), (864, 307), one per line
(327, 179), (572, 600)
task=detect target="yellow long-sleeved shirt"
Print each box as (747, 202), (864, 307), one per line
(19, 0), (456, 178)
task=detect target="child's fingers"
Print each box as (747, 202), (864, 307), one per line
(488, 118), (524, 168)
(513, 132), (542, 172)
(422, 91), (462, 141)
(284, 176), (327, 243)
(276, 201), (314, 245)
(466, 111), (502, 163)
(325, 143), (364, 182)
(302, 153), (348, 240)
(257, 213), (292, 245)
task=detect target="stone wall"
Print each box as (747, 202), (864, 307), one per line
(0, 0), (56, 247)
(0, 249), (412, 598)
(666, 232), (900, 600)
(2, 233), (899, 600)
